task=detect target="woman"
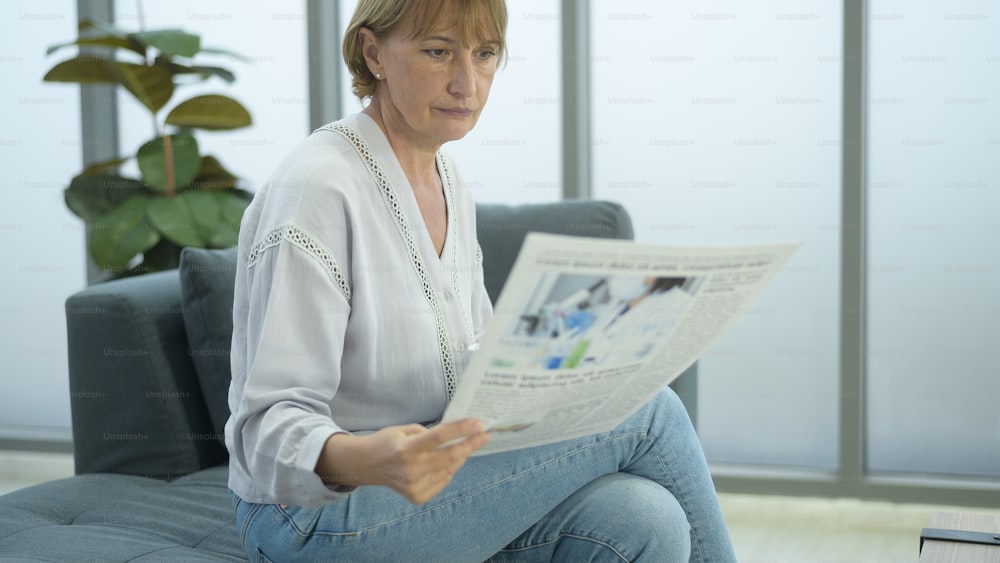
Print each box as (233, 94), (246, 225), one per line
(226, 1), (736, 561)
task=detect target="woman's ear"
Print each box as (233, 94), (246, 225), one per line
(358, 27), (382, 77)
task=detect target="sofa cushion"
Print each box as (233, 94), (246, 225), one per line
(179, 247), (239, 447)
(0, 465), (244, 561)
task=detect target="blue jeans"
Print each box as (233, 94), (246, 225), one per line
(232, 388), (736, 562)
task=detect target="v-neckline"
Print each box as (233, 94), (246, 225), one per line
(355, 113), (452, 263)
(410, 156), (450, 259)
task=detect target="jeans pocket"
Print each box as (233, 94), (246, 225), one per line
(277, 504), (328, 537)
(255, 548), (276, 563)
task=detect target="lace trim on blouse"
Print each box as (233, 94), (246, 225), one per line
(247, 223), (352, 304)
(320, 121), (459, 400)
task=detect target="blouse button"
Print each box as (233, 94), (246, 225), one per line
(442, 290), (453, 302)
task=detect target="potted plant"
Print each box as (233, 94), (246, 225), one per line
(44, 15), (253, 276)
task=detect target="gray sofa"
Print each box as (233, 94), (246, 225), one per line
(0, 200), (696, 561)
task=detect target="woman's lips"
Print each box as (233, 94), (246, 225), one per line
(438, 107), (474, 117)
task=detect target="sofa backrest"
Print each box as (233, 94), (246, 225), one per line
(475, 201), (633, 303)
(66, 200), (634, 477)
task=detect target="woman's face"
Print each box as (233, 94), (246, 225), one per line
(363, 23), (500, 149)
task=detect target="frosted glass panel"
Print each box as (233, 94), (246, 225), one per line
(0, 1), (85, 434)
(339, 0), (562, 203)
(592, 1), (842, 468)
(867, 0), (1000, 478)
(116, 1), (310, 192)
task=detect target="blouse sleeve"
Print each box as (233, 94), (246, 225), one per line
(228, 231), (355, 507)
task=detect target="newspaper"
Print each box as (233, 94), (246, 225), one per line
(441, 233), (801, 455)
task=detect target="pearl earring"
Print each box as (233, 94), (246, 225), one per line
(375, 73), (382, 79)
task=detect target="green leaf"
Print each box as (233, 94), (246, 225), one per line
(115, 61), (174, 113)
(44, 58), (174, 113)
(147, 193), (206, 247)
(191, 155), (238, 190)
(78, 18), (128, 37)
(191, 65), (236, 83)
(44, 56), (119, 83)
(167, 63), (236, 83)
(165, 95), (252, 131)
(131, 29), (200, 58)
(198, 46), (251, 62)
(218, 191), (251, 241)
(76, 157), (130, 178)
(46, 35), (147, 57)
(89, 195), (160, 269)
(136, 134), (200, 193)
(148, 191), (245, 248)
(185, 190), (237, 246)
(65, 174), (144, 223)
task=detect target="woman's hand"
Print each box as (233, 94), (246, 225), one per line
(315, 419), (489, 505)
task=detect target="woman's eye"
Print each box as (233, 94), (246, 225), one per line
(477, 50), (497, 60)
(426, 49), (447, 58)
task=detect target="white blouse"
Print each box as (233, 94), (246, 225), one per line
(225, 113), (493, 507)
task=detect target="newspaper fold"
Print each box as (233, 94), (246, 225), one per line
(442, 233), (801, 455)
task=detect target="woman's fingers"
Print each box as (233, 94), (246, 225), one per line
(384, 420), (489, 504)
(399, 420), (487, 475)
(409, 418), (485, 451)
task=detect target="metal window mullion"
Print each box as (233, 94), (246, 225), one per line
(840, 0), (868, 493)
(306, 0), (343, 131)
(561, 0), (591, 200)
(77, 0), (119, 284)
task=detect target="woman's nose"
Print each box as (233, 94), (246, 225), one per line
(449, 56), (477, 97)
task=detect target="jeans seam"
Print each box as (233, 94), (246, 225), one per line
(240, 502), (265, 552)
(277, 505), (359, 538)
(648, 432), (705, 562)
(498, 531), (630, 562)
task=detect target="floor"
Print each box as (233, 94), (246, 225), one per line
(717, 492), (990, 562)
(1, 451), (995, 562)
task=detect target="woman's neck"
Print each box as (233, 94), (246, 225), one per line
(363, 102), (441, 192)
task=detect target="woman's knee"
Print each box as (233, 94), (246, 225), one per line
(622, 386), (691, 440)
(561, 473), (691, 561)
(653, 385), (686, 414)
(618, 474), (691, 559)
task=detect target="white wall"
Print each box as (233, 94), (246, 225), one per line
(0, 0), (85, 438)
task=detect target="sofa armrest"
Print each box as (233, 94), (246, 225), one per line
(66, 270), (226, 478)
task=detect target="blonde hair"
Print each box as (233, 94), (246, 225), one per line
(343, 0), (508, 101)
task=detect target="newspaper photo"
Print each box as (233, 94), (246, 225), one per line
(442, 233), (801, 455)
